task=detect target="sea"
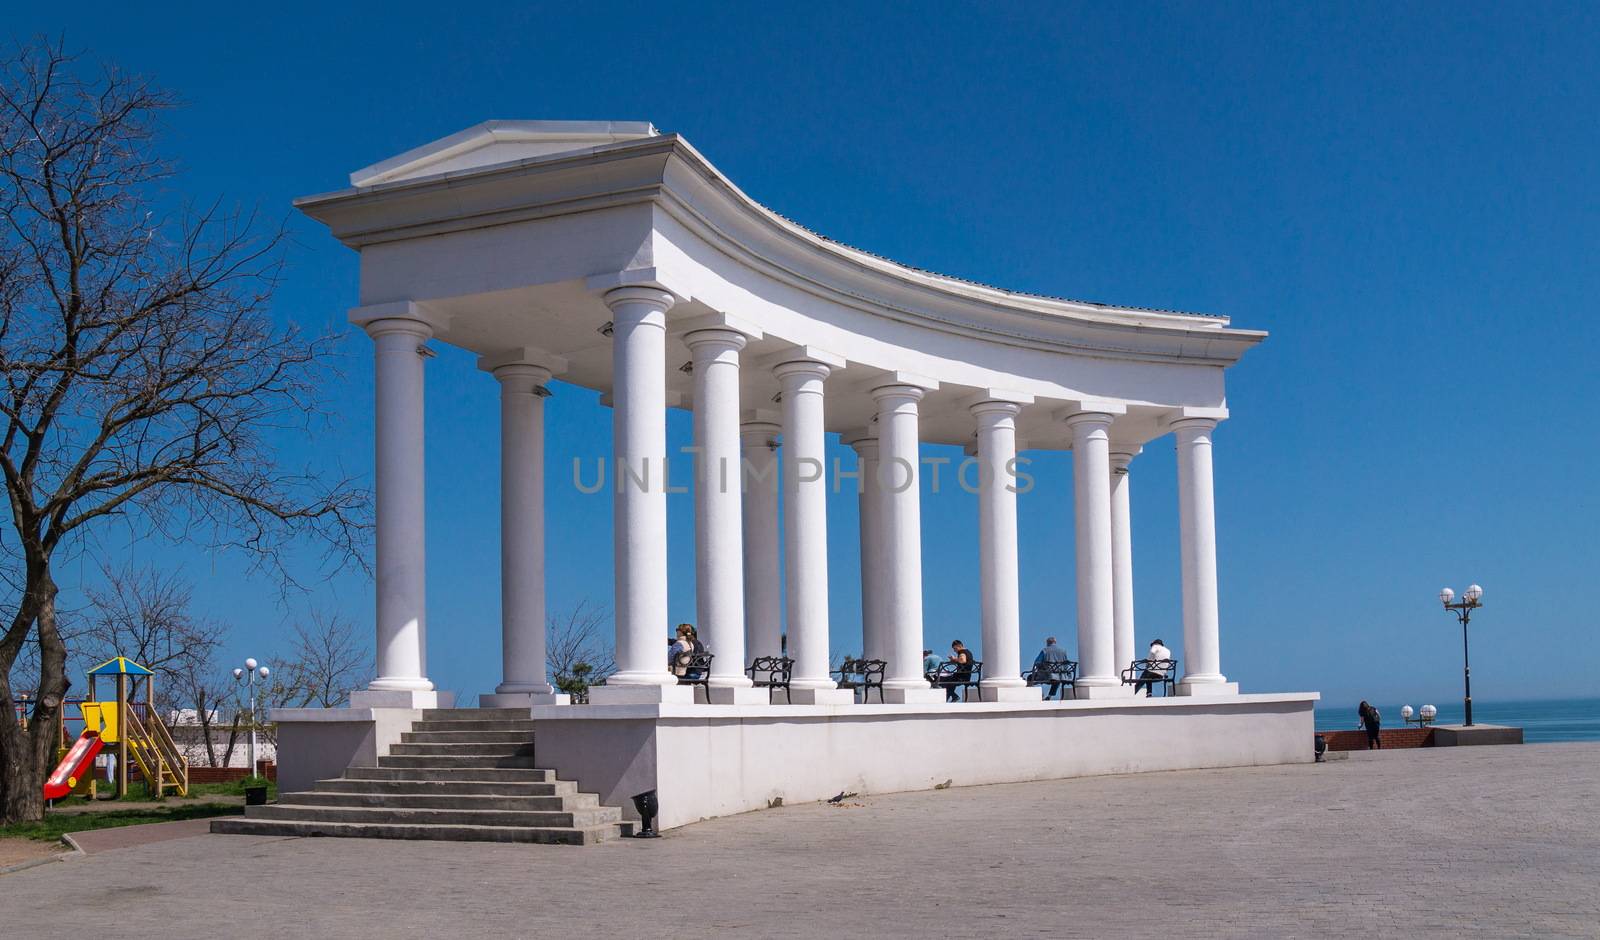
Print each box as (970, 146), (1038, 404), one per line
(1314, 697), (1600, 743)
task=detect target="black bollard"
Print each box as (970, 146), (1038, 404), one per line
(631, 790), (660, 838)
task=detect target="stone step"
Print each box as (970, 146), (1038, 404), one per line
(410, 719), (539, 734)
(388, 741), (535, 757)
(245, 803), (620, 829)
(342, 766), (558, 784)
(317, 777), (575, 797)
(289, 790), (595, 811)
(401, 730), (534, 744)
(210, 817), (617, 846)
(377, 754), (540, 770)
(421, 708), (532, 721)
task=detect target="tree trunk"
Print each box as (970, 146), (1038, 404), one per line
(0, 562), (67, 825)
(196, 689), (219, 768)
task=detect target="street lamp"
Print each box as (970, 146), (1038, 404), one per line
(1401, 704), (1437, 727)
(1437, 584), (1484, 726)
(233, 658), (270, 777)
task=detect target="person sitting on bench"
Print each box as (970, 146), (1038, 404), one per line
(1133, 638), (1172, 696)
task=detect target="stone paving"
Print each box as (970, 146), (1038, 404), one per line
(0, 743), (1596, 938)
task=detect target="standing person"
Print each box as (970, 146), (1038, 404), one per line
(1033, 636), (1070, 699)
(945, 640), (974, 703)
(1358, 701), (1382, 749)
(1134, 638), (1174, 697)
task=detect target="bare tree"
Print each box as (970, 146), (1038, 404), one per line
(273, 611), (370, 708)
(0, 40), (367, 824)
(546, 599), (615, 698)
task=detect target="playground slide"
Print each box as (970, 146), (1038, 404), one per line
(44, 730), (103, 800)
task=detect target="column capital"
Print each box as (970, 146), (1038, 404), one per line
(1162, 405), (1228, 432)
(842, 428), (879, 457)
(870, 382), (926, 405)
(350, 300), (450, 337)
(1168, 416), (1220, 435)
(478, 346), (568, 379)
(487, 362), (553, 393)
(600, 285), (676, 314)
(739, 421), (781, 448)
(970, 399), (1023, 420)
(1059, 407), (1124, 429)
(774, 358), (834, 383)
(683, 327), (749, 354)
(1109, 442), (1144, 471)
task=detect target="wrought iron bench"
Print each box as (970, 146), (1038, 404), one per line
(932, 660), (983, 702)
(746, 656), (795, 704)
(1025, 659), (1079, 700)
(834, 658), (888, 703)
(674, 651), (715, 694)
(1120, 657), (1178, 697)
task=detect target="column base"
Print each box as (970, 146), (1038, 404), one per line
(1176, 681), (1240, 697)
(587, 684), (696, 705)
(881, 686), (947, 705)
(979, 684), (1043, 703)
(787, 687), (857, 705)
(350, 689), (451, 709)
(705, 685), (771, 705)
(1074, 683), (1136, 700)
(480, 692), (569, 707)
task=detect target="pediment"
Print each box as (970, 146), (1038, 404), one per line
(350, 119), (658, 187)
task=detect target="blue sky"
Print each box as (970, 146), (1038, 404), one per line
(16, 3), (1600, 708)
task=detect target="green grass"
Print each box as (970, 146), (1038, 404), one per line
(0, 802), (244, 842)
(178, 780), (278, 800)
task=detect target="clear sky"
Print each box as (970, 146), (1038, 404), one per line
(16, 2), (1600, 709)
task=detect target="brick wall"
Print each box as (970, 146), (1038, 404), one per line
(129, 760), (276, 783)
(1320, 728), (1434, 751)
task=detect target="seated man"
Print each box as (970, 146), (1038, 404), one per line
(1134, 638), (1173, 696)
(945, 640), (974, 702)
(922, 648), (942, 681)
(1033, 635), (1070, 698)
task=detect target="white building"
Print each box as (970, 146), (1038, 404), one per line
(272, 121), (1316, 831)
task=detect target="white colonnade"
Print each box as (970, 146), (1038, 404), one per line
(354, 301), (1236, 709)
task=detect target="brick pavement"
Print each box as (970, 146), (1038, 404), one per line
(0, 743), (1595, 938)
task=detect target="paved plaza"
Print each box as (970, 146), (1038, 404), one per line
(2, 743), (1596, 938)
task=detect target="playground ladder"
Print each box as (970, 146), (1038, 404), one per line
(124, 707), (190, 796)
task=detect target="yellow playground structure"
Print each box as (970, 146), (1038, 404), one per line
(42, 656), (189, 801)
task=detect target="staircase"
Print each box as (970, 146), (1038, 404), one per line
(211, 708), (627, 845)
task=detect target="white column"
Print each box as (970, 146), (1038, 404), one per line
(1173, 418), (1236, 695)
(358, 317), (435, 706)
(846, 431), (884, 663)
(875, 384), (943, 704)
(687, 330), (764, 704)
(482, 362), (565, 706)
(1109, 442), (1142, 682)
(593, 286), (685, 701)
(974, 401), (1037, 702)
(776, 359), (852, 705)
(1065, 410), (1131, 698)
(740, 422), (783, 664)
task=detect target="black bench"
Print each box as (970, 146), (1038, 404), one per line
(674, 651), (715, 694)
(1025, 659), (1079, 700)
(834, 658), (888, 704)
(746, 656), (794, 704)
(1121, 658), (1177, 697)
(931, 660), (983, 702)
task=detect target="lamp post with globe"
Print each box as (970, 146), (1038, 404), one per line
(233, 659), (271, 777)
(1437, 584), (1484, 726)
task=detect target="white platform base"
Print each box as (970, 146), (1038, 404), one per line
(530, 692), (1319, 832)
(705, 685), (772, 705)
(480, 691), (569, 707)
(979, 684), (1044, 703)
(349, 689), (453, 709)
(1177, 681), (1241, 697)
(587, 684), (696, 705)
(882, 686), (947, 705)
(1074, 683), (1136, 700)
(787, 686), (857, 706)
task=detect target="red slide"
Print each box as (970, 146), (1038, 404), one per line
(44, 730), (103, 801)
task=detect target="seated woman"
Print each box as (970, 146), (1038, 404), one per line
(669, 623), (707, 681)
